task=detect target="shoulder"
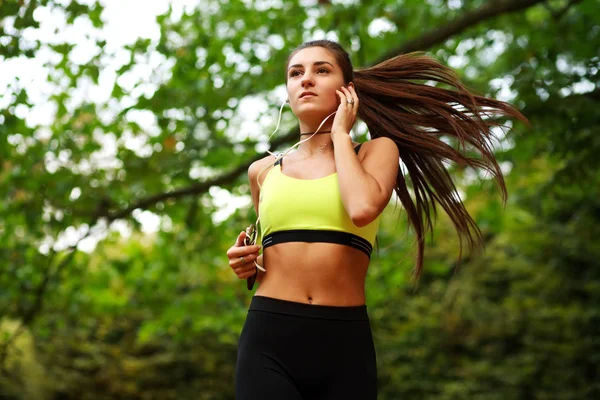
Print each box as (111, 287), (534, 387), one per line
(360, 137), (399, 158)
(248, 154), (277, 186)
(358, 137), (400, 177)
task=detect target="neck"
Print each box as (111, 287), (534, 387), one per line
(297, 120), (334, 154)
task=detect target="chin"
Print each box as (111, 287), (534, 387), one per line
(293, 105), (337, 122)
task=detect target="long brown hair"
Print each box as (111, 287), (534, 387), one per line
(287, 40), (528, 279)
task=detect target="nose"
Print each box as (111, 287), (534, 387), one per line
(301, 72), (315, 88)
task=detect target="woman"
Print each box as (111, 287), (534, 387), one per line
(226, 40), (526, 399)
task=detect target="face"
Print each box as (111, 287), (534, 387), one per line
(286, 46), (347, 121)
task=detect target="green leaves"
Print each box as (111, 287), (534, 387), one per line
(1, 0), (599, 398)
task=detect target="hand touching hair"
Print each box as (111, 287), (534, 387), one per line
(286, 41), (528, 279)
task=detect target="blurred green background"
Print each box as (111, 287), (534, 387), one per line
(1, 0), (599, 398)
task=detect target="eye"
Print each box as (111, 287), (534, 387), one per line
(317, 68), (329, 74)
(289, 70), (302, 77)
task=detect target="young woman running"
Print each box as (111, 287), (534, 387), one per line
(226, 40), (526, 399)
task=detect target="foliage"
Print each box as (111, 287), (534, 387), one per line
(1, 0), (598, 398)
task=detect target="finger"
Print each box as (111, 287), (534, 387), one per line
(230, 253), (258, 268)
(228, 252), (258, 268)
(336, 89), (344, 105)
(233, 263), (257, 275)
(238, 269), (259, 279)
(336, 90), (347, 108)
(344, 86), (357, 119)
(341, 87), (355, 110)
(232, 262), (257, 274)
(341, 86), (352, 103)
(241, 245), (261, 255)
(235, 231), (246, 247)
(230, 257), (248, 269)
(244, 249), (260, 260)
(227, 244), (261, 260)
(349, 85), (359, 107)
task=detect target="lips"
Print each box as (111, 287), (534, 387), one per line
(300, 91), (317, 98)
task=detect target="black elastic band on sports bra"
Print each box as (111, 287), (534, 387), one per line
(274, 143), (363, 167)
(262, 230), (372, 258)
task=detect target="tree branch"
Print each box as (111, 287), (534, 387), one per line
(104, 127), (300, 222)
(0, 0), (559, 363)
(104, 0), (554, 223)
(371, 0), (548, 66)
(2, 0), (561, 370)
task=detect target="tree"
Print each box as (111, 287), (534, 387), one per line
(1, 0), (598, 398)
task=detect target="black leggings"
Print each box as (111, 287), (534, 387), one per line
(235, 296), (377, 399)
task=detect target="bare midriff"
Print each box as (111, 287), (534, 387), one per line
(254, 242), (370, 306)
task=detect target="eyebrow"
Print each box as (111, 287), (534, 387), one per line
(287, 61), (335, 71)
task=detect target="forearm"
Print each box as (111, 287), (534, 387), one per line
(332, 134), (384, 226)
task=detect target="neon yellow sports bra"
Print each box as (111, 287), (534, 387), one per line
(258, 144), (381, 258)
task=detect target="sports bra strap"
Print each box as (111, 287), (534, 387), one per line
(274, 155), (283, 166)
(274, 143), (363, 167)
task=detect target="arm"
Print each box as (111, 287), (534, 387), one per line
(226, 156), (274, 284)
(330, 85), (399, 227)
(247, 154), (276, 214)
(332, 135), (399, 227)
(247, 156), (275, 282)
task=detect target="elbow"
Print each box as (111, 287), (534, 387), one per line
(350, 205), (380, 227)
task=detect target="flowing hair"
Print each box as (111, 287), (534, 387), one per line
(280, 40), (528, 279)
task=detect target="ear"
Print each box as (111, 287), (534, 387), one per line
(347, 82), (355, 89)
